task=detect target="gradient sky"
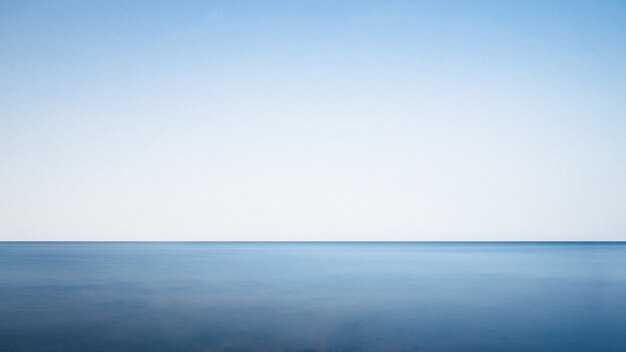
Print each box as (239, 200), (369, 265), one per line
(1, 0), (625, 241)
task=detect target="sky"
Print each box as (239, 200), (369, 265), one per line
(1, 0), (625, 241)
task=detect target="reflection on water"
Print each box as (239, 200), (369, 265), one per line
(1, 242), (625, 351)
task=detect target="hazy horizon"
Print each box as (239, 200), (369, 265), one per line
(2, 0), (625, 241)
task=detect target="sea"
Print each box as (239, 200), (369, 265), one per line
(1, 242), (625, 351)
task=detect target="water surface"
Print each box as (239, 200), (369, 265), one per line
(1, 242), (625, 351)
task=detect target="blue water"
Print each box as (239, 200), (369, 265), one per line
(1, 242), (625, 351)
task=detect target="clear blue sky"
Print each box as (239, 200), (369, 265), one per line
(1, 0), (625, 240)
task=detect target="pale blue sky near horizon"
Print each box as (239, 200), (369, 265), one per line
(1, 0), (625, 241)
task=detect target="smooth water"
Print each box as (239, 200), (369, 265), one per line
(1, 242), (625, 351)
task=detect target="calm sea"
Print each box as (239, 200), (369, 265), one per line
(1, 242), (625, 351)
